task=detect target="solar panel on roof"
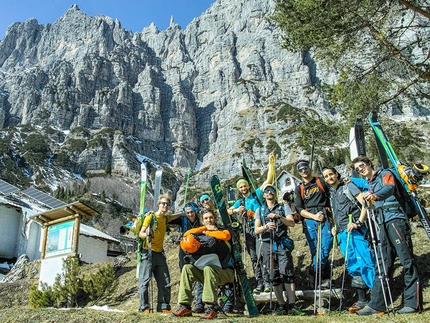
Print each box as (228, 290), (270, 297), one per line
(22, 187), (67, 209)
(0, 179), (19, 195)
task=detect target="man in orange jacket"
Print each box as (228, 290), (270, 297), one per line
(172, 209), (235, 320)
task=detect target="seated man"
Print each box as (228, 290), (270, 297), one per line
(172, 209), (235, 320)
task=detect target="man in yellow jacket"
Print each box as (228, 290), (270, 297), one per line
(138, 194), (182, 313)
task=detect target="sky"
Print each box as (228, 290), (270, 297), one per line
(0, 0), (216, 40)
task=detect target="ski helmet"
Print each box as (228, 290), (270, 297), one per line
(180, 234), (201, 254)
(184, 201), (199, 213)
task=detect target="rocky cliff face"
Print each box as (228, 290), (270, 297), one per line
(0, 0), (426, 195)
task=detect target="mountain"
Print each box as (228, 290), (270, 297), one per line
(0, 0), (429, 205)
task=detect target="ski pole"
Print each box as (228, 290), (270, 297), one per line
(339, 214), (352, 311)
(328, 228), (337, 311)
(317, 222), (323, 316)
(313, 223), (319, 315)
(269, 221), (275, 312)
(366, 209), (393, 313)
(240, 199), (247, 268)
(375, 212), (395, 314)
(372, 210), (395, 314)
(242, 216), (247, 267)
(314, 222), (322, 315)
(146, 221), (154, 313)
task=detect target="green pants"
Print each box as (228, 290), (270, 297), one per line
(178, 264), (235, 305)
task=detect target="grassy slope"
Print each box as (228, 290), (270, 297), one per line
(0, 219), (429, 323)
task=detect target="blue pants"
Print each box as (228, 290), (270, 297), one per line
(303, 218), (333, 277)
(338, 228), (375, 288)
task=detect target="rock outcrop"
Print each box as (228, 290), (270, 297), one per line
(0, 0), (428, 193)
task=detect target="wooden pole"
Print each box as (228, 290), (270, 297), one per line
(40, 226), (49, 259)
(253, 288), (343, 303)
(71, 214), (81, 256)
(44, 214), (78, 227)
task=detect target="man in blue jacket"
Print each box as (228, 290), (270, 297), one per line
(352, 156), (422, 316)
(227, 153), (275, 293)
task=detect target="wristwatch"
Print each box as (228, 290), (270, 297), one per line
(354, 220), (363, 228)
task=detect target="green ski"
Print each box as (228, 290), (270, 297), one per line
(136, 163), (147, 278)
(211, 175), (259, 317)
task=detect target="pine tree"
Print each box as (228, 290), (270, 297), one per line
(82, 263), (116, 304)
(272, 0), (430, 121)
(52, 257), (81, 307)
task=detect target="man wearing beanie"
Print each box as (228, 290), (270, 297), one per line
(228, 152), (275, 293)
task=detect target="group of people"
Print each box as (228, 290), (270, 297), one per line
(292, 156), (422, 316)
(135, 154), (423, 319)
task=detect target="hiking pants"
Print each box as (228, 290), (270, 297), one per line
(246, 232), (270, 288)
(179, 248), (203, 309)
(368, 218), (422, 312)
(303, 218), (333, 278)
(261, 240), (294, 286)
(338, 228), (375, 288)
(138, 250), (171, 311)
(178, 264), (235, 305)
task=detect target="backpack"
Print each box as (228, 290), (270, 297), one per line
(342, 183), (361, 210)
(386, 168), (418, 218)
(181, 233), (232, 269)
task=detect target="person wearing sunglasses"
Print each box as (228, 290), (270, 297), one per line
(351, 156), (422, 316)
(227, 152), (276, 294)
(138, 194), (182, 314)
(293, 159), (333, 289)
(199, 194), (217, 212)
(254, 184), (304, 316)
(199, 194), (225, 227)
(322, 166), (375, 313)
